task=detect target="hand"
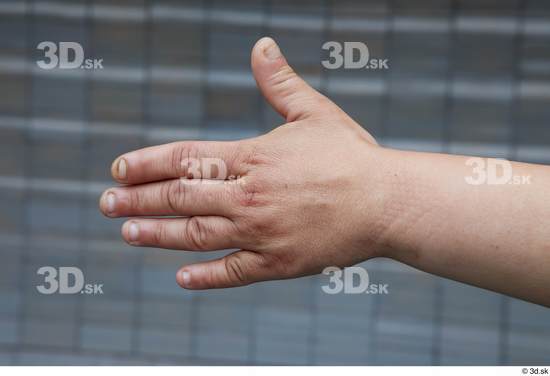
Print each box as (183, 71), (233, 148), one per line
(99, 37), (393, 289)
(99, 37), (550, 307)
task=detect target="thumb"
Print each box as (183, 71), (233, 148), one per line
(251, 37), (337, 122)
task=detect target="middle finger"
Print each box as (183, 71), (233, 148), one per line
(100, 178), (240, 218)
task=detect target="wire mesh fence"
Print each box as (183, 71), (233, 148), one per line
(0, 0), (549, 365)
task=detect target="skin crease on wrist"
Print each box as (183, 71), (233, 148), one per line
(99, 37), (550, 307)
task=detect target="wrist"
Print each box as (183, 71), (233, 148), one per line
(358, 146), (423, 261)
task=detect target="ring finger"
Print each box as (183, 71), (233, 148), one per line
(122, 216), (241, 251)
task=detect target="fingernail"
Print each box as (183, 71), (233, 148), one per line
(128, 222), (139, 242)
(181, 270), (191, 287)
(105, 192), (116, 214)
(117, 158), (127, 180)
(263, 38), (281, 60)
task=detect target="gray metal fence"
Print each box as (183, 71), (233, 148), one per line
(0, 0), (549, 365)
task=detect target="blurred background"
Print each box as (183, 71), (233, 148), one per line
(1, 0), (550, 366)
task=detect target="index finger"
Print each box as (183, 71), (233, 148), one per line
(111, 140), (248, 185)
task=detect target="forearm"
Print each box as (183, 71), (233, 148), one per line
(377, 148), (550, 306)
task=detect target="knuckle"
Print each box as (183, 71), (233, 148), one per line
(128, 188), (142, 212)
(185, 216), (208, 250)
(153, 222), (167, 245)
(251, 214), (277, 236)
(261, 252), (289, 277)
(269, 65), (298, 94)
(171, 142), (200, 177)
(235, 177), (265, 208)
(231, 187), (282, 241)
(164, 179), (185, 213)
(238, 141), (265, 167)
(224, 254), (249, 286)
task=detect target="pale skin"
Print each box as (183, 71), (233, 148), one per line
(99, 37), (550, 307)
